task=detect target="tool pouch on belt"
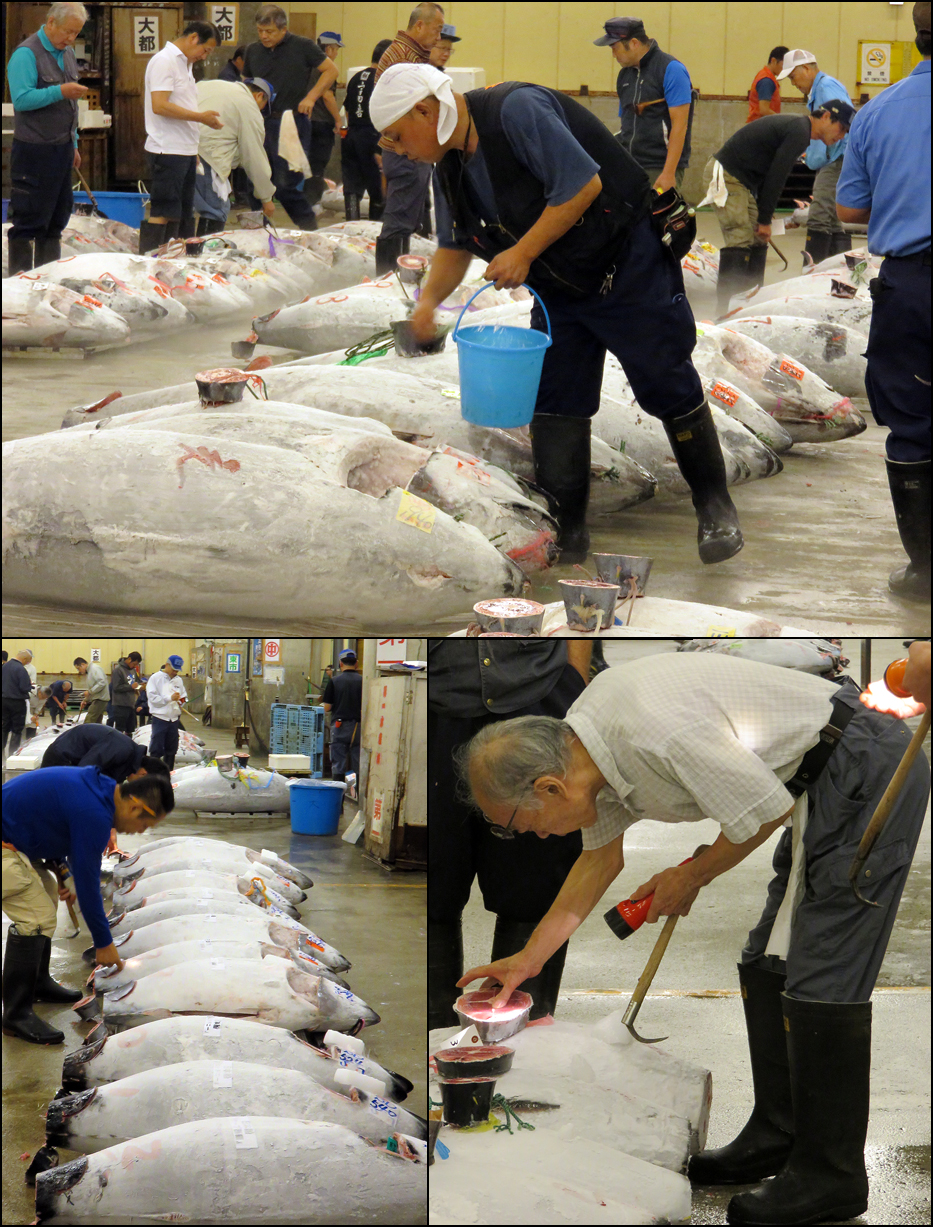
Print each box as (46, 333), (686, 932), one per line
(650, 186), (696, 260)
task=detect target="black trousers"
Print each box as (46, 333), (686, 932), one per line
(8, 139), (73, 242)
(111, 706), (136, 736)
(341, 127), (383, 204)
(2, 697), (28, 757)
(864, 255), (931, 462)
(429, 663), (585, 925)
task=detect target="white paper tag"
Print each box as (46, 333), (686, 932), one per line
(770, 217), (785, 236)
(203, 1016), (222, 1035)
(201, 913), (219, 923)
(213, 1061), (233, 1088)
(231, 1117), (258, 1149)
(437, 1024), (481, 1051)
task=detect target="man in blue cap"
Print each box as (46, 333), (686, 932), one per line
(836, 1), (931, 604)
(307, 32), (345, 210)
(193, 75), (277, 234)
(594, 15), (695, 193)
(323, 649), (362, 783)
(145, 655), (188, 771)
(430, 23), (460, 70)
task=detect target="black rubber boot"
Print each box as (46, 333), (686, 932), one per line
(34, 236), (62, 267)
(375, 233), (406, 276)
(830, 232), (852, 255)
(428, 919), (463, 1031)
(34, 934), (82, 1003)
(529, 413), (591, 563)
(417, 201), (432, 238)
(178, 215), (197, 240)
(727, 995), (871, 1225)
(491, 918), (568, 1020)
(344, 193), (361, 221)
(747, 243), (768, 290)
(1, 929), (65, 1044)
(137, 220), (165, 254)
(803, 229), (833, 269)
(663, 401), (744, 563)
(196, 215), (226, 237)
(716, 246), (753, 316)
(8, 236), (35, 275)
(689, 963), (793, 1184)
(369, 199), (385, 221)
(885, 459), (931, 601)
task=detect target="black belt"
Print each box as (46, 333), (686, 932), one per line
(884, 250), (931, 266)
(785, 691), (856, 798)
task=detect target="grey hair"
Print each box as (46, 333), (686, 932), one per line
(255, 4), (288, 28)
(17, 649), (34, 661)
(47, 3), (88, 26)
(455, 716), (575, 812)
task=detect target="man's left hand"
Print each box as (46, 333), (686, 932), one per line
(652, 169), (676, 193)
(297, 96), (315, 116)
(630, 863), (701, 923)
(73, 149), (81, 171)
(484, 246), (531, 291)
(58, 886), (77, 905)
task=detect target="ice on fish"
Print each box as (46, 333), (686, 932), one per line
(113, 863), (304, 906)
(113, 878), (302, 921)
(722, 316), (867, 399)
(21, 256), (192, 336)
(34, 1118), (426, 1225)
(105, 895), (298, 936)
(725, 292), (874, 333)
(131, 722), (209, 764)
(2, 278), (130, 348)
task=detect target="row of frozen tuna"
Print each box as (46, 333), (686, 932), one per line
(5, 719), (214, 769)
(1, 212), (139, 276)
(30, 832), (425, 1222)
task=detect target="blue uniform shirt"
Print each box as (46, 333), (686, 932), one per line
(436, 87), (599, 250)
(1, 766), (117, 950)
(805, 69), (850, 168)
(8, 25), (80, 147)
(836, 61), (931, 258)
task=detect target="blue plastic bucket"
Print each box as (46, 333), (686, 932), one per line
(72, 191), (146, 228)
(452, 284), (552, 427)
(289, 779), (345, 836)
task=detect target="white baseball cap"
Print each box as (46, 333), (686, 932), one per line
(776, 49), (817, 79)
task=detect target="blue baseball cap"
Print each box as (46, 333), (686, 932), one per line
(339, 649), (357, 664)
(439, 24), (461, 42)
(243, 77), (276, 108)
(319, 31), (345, 47)
(168, 655), (184, 669)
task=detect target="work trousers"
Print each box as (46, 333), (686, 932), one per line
(254, 113), (316, 228)
(742, 679), (930, 1001)
(703, 155), (765, 249)
(330, 719), (360, 781)
(1, 846), (59, 938)
(110, 706), (136, 736)
(2, 697), (28, 757)
(429, 663), (585, 925)
(530, 215), (705, 421)
(149, 716), (180, 770)
(147, 151), (197, 224)
(864, 254), (932, 463)
(305, 120), (335, 207)
(808, 155), (846, 235)
(83, 698), (109, 724)
(638, 163), (686, 192)
(379, 149), (431, 240)
(192, 159), (230, 224)
(8, 138), (73, 242)
(44, 704), (66, 726)
(341, 126), (383, 205)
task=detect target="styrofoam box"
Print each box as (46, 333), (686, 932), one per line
(268, 753), (311, 771)
(6, 754), (43, 770)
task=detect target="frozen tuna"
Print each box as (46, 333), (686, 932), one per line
(725, 293), (873, 333)
(112, 878), (302, 921)
(112, 865), (305, 907)
(722, 316), (867, 399)
(125, 837), (313, 890)
(2, 278), (130, 349)
(105, 895), (298, 936)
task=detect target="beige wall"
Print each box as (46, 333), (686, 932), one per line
(1, 639), (194, 677)
(283, 1), (919, 98)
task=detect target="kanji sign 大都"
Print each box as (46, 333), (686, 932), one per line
(210, 4), (238, 45)
(133, 14), (159, 55)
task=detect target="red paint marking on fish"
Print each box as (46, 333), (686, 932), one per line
(176, 444), (242, 487)
(119, 1138), (163, 1169)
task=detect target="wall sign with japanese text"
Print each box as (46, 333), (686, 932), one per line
(226, 653), (241, 674)
(91, 648), (101, 662)
(210, 4), (238, 45)
(133, 14), (159, 55)
(263, 639), (281, 664)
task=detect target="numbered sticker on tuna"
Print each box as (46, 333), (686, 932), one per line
(396, 490), (436, 534)
(711, 381), (738, 407)
(213, 1061), (234, 1087)
(707, 626), (737, 637)
(231, 1117), (258, 1149)
(779, 358), (805, 381)
(339, 1050), (366, 1071)
(368, 1096), (399, 1123)
(203, 1016), (223, 1035)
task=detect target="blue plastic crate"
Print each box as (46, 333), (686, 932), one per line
(72, 191), (146, 228)
(270, 704), (326, 758)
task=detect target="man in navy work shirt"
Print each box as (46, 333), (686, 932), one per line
(836, 0), (932, 604)
(43, 678), (73, 725)
(1, 768), (173, 1044)
(341, 40), (394, 221)
(40, 721), (170, 783)
(594, 15), (694, 193)
(323, 649), (363, 782)
(2, 651), (35, 758)
(374, 64), (744, 566)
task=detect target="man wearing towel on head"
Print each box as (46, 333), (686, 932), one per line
(146, 655), (188, 771)
(369, 63), (744, 567)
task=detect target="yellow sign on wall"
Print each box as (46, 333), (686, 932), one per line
(858, 40), (922, 87)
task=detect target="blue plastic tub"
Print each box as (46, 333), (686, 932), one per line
(289, 779), (345, 836)
(72, 191), (145, 228)
(452, 284), (552, 428)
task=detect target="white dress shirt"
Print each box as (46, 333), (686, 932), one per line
(564, 654), (839, 849)
(146, 669), (188, 721)
(145, 41), (199, 155)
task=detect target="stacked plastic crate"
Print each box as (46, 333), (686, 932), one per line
(270, 704), (325, 777)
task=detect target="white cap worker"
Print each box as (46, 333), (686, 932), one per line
(777, 49), (853, 265)
(457, 653), (930, 1225)
(370, 63), (743, 566)
(192, 76), (277, 235)
(145, 655), (188, 770)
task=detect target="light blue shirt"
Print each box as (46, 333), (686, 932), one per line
(8, 25), (79, 146)
(618, 58), (692, 117)
(805, 69), (850, 168)
(836, 60), (931, 258)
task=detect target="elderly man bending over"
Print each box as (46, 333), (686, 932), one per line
(457, 652), (929, 1226)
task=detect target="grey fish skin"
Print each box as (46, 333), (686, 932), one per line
(60, 1014), (413, 1101)
(722, 316), (868, 399)
(112, 865), (306, 907)
(114, 880), (303, 922)
(105, 894), (299, 936)
(122, 837), (313, 890)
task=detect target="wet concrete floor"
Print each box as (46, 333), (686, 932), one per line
(2, 715), (425, 1226)
(457, 639), (931, 1223)
(2, 214), (927, 635)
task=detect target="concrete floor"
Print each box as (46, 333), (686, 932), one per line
(2, 212), (926, 636)
(1, 712), (426, 1226)
(457, 639), (931, 1224)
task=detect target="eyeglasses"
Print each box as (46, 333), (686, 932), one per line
(482, 799), (521, 840)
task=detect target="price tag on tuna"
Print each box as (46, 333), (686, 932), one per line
(231, 1118), (258, 1149)
(213, 1062), (234, 1087)
(203, 1017), (223, 1035)
(368, 1096), (399, 1123)
(779, 359), (805, 381)
(396, 490), (436, 534)
(711, 382), (738, 407)
(707, 626), (736, 637)
(339, 1050), (366, 1071)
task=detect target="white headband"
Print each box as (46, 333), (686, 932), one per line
(369, 62), (458, 144)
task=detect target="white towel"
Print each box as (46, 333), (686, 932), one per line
(765, 792), (809, 959)
(278, 109), (312, 177)
(697, 158), (729, 210)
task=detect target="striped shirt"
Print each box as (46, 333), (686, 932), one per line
(375, 30), (431, 81)
(564, 654), (838, 849)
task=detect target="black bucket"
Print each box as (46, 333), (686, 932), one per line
(439, 1075), (497, 1127)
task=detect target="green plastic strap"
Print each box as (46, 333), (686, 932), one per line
(491, 1093), (535, 1134)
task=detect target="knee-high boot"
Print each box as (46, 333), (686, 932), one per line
(663, 400), (744, 563)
